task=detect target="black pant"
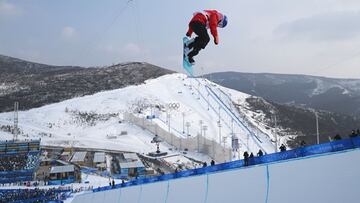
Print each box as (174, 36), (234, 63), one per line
(188, 21), (210, 58)
(244, 157), (249, 166)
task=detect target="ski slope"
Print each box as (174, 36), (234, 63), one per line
(0, 73), (277, 160)
(71, 148), (360, 203)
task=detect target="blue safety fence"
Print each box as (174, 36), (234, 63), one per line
(48, 177), (75, 185)
(81, 168), (98, 174)
(93, 136), (360, 193)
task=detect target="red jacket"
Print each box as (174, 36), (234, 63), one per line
(186, 10), (223, 39)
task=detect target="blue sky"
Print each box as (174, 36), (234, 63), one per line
(1, 0), (360, 78)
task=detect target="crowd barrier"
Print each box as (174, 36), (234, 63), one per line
(48, 177), (75, 185)
(93, 136), (360, 193)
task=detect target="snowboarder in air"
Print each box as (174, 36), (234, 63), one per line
(184, 10), (228, 65)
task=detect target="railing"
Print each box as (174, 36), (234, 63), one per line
(48, 177), (75, 185)
(93, 136), (360, 192)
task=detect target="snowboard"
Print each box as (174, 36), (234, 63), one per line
(183, 37), (193, 76)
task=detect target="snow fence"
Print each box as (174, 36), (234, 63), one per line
(124, 113), (232, 163)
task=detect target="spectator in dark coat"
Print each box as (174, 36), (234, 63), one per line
(202, 162), (207, 167)
(349, 130), (357, 138)
(300, 140), (306, 147)
(279, 144), (286, 152)
(243, 151), (249, 166)
(210, 160), (215, 166)
(334, 134), (342, 140)
(257, 149), (263, 157)
(249, 152), (254, 158)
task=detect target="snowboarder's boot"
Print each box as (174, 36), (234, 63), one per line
(188, 56), (195, 65)
(184, 46), (193, 56)
(185, 37), (195, 48)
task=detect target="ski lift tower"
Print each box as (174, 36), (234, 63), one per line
(13, 101), (19, 141)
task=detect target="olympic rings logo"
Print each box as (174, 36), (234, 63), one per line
(167, 103), (180, 110)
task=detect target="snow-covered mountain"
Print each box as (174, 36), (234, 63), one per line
(0, 73), (284, 161)
(0, 54), (173, 112)
(205, 72), (360, 116)
(1, 55), (359, 161)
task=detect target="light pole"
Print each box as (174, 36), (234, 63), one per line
(167, 113), (171, 133)
(186, 122), (191, 136)
(274, 114), (278, 153)
(203, 125), (208, 146)
(315, 111), (319, 144)
(198, 120), (203, 152)
(182, 112), (185, 134)
(231, 118), (234, 136)
(166, 103), (180, 136)
(218, 121), (222, 144)
(203, 125), (208, 138)
(199, 120), (203, 137)
(207, 93), (210, 111)
(222, 136), (227, 148)
(150, 104), (154, 124)
(218, 106), (221, 123)
(13, 101), (19, 141)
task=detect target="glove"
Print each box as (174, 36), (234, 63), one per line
(186, 32), (191, 37)
(214, 36), (219, 45)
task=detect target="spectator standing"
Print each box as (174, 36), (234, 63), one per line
(210, 160), (215, 166)
(279, 144), (286, 152)
(349, 130), (357, 138)
(249, 153), (254, 158)
(257, 149), (263, 157)
(300, 140), (306, 147)
(243, 151), (249, 166)
(334, 134), (342, 140)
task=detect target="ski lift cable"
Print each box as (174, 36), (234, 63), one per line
(309, 47), (360, 76)
(132, 0), (146, 61)
(72, 0), (135, 65)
